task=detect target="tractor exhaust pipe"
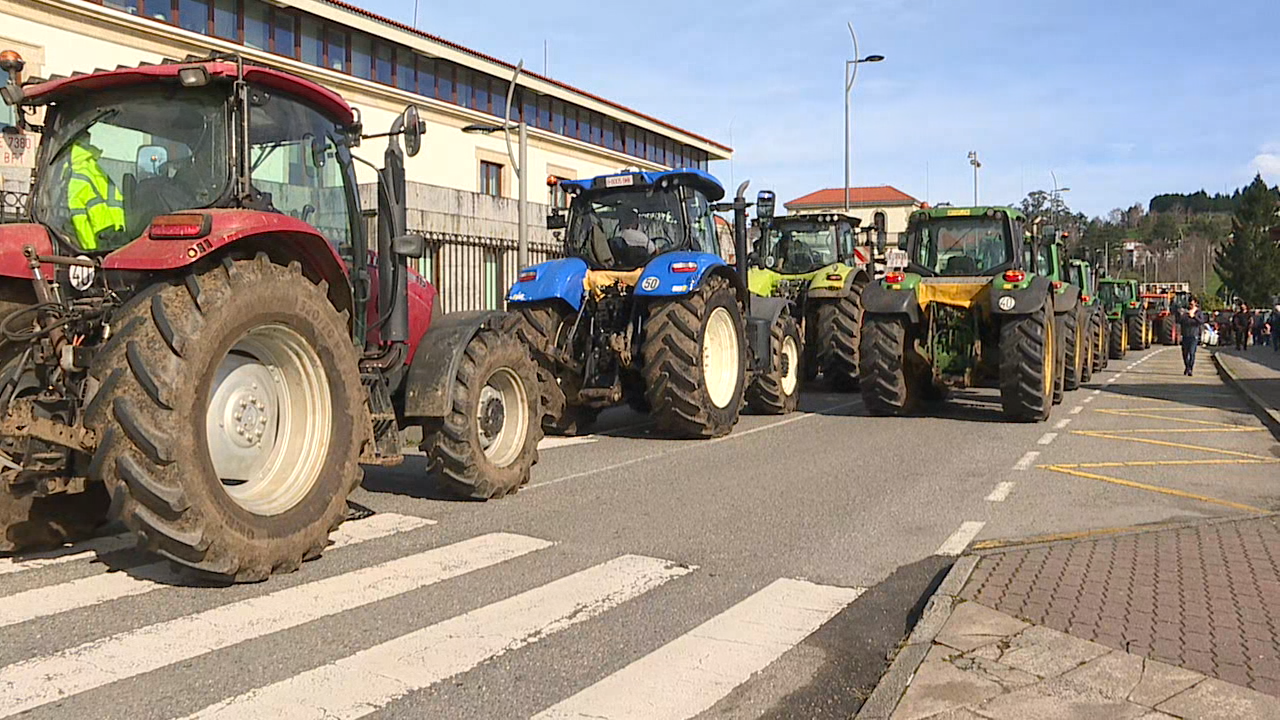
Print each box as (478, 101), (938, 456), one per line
(732, 180), (750, 314)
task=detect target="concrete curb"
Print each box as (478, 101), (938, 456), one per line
(855, 554), (979, 720)
(1212, 351), (1280, 441)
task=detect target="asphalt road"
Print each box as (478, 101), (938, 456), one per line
(2, 344), (1276, 719)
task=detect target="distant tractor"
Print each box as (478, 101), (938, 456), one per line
(1098, 278), (1145, 358)
(1068, 258), (1108, 379)
(508, 171), (791, 434)
(1029, 229), (1084, 398)
(0, 53), (541, 580)
(748, 197), (879, 392)
(1143, 292), (1180, 345)
(859, 206), (1060, 422)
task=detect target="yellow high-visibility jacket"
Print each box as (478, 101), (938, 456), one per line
(67, 142), (125, 250)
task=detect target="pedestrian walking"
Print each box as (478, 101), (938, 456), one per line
(1176, 298), (1207, 375)
(1254, 311), (1267, 348)
(1270, 305), (1280, 352)
(1232, 304), (1251, 350)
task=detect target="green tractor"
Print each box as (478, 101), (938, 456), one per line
(747, 192), (877, 393)
(1068, 258), (1109, 379)
(1030, 229), (1086, 398)
(1098, 278), (1147, 358)
(859, 206), (1060, 422)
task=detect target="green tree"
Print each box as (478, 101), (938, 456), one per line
(1215, 175), (1280, 304)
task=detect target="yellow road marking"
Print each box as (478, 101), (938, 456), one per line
(1084, 428), (1265, 434)
(972, 523), (1173, 550)
(1096, 407), (1250, 413)
(1044, 464), (1268, 513)
(1093, 410), (1247, 427)
(1070, 431), (1276, 460)
(1044, 459), (1280, 469)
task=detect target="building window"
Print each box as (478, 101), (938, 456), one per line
(178, 0), (209, 34)
(395, 52), (415, 92)
(480, 161), (502, 197)
(213, 0), (236, 40)
(456, 68), (472, 109)
(273, 12), (296, 58)
(0, 68), (12, 128)
(325, 27), (347, 72)
(416, 56), (436, 97)
(105, 0), (141, 15)
(300, 16), (323, 65)
(375, 43), (393, 85)
(350, 33), (372, 79)
(243, 0), (269, 51)
(437, 61), (454, 102)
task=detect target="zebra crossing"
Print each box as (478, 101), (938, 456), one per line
(0, 512), (866, 719)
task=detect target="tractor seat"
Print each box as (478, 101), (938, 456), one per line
(944, 254), (980, 275)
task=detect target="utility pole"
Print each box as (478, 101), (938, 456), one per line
(968, 151), (981, 206)
(843, 22), (884, 211)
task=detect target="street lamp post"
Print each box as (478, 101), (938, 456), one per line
(1050, 171), (1070, 230)
(968, 151), (981, 206)
(462, 61), (529, 270)
(843, 22), (884, 211)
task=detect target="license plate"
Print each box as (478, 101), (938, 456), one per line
(605, 174), (635, 188)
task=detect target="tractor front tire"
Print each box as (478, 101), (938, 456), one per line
(1092, 312), (1108, 371)
(424, 328), (543, 500)
(1081, 316), (1095, 385)
(1127, 315), (1144, 351)
(1052, 313), (1067, 405)
(1063, 306), (1084, 392)
(84, 255), (365, 582)
(999, 301), (1055, 422)
(815, 279), (866, 391)
(1159, 315), (1176, 345)
(746, 313), (801, 415)
(1109, 318), (1127, 360)
(859, 314), (921, 416)
(641, 275), (745, 438)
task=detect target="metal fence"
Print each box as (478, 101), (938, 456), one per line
(410, 232), (565, 313)
(0, 190), (27, 223)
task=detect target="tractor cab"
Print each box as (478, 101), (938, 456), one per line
(754, 212), (861, 276)
(904, 206), (1025, 278)
(550, 170), (724, 271)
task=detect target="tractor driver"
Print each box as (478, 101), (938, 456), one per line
(609, 205), (655, 266)
(66, 136), (126, 250)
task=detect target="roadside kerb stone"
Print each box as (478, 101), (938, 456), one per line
(1213, 350), (1280, 441)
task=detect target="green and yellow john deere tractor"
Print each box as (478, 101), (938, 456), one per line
(1098, 278), (1147, 358)
(1030, 228), (1086, 399)
(748, 192), (877, 393)
(859, 206), (1060, 422)
(1068, 258), (1109, 379)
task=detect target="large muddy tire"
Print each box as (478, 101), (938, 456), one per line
(746, 313), (801, 415)
(999, 301), (1054, 422)
(1081, 316), (1095, 385)
(1053, 313), (1067, 405)
(513, 302), (592, 436)
(1091, 313), (1107, 372)
(0, 285), (111, 553)
(641, 275), (745, 438)
(1127, 314), (1144, 351)
(1109, 318), (1127, 360)
(424, 328), (542, 500)
(1159, 315), (1176, 345)
(83, 255), (365, 582)
(1064, 306), (1084, 392)
(859, 314), (921, 416)
(814, 278), (866, 391)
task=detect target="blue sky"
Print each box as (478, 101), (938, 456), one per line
(364, 0), (1279, 217)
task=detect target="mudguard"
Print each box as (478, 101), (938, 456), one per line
(1052, 284), (1081, 314)
(401, 310), (512, 419)
(506, 257), (588, 311)
(635, 251), (729, 297)
(991, 275), (1054, 316)
(745, 296), (792, 372)
(862, 281), (921, 323)
(806, 263), (862, 299)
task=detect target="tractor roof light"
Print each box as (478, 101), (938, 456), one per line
(178, 66), (211, 87)
(0, 50), (24, 74)
(1003, 269), (1026, 283)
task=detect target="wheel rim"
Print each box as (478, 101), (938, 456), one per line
(1043, 312), (1054, 398)
(702, 306), (740, 409)
(205, 324), (330, 516)
(476, 367), (529, 468)
(780, 332), (800, 396)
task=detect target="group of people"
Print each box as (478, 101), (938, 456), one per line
(1223, 303), (1280, 352)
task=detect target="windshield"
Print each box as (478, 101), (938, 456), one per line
(1099, 282), (1133, 304)
(1070, 265), (1089, 292)
(567, 187), (700, 269)
(759, 221), (853, 274)
(912, 217), (1011, 276)
(33, 88), (229, 252)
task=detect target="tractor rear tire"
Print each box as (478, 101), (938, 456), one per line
(425, 328), (542, 500)
(1127, 314), (1145, 351)
(1109, 318), (1127, 360)
(1092, 312), (1108, 371)
(641, 275), (745, 438)
(746, 313), (801, 415)
(1063, 306), (1084, 392)
(513, 302), (590, 436)
(815, 278), (867, 391)
(859, 314), (921, 416)
(999, 301), (1055, 422)
(84, 255), (365, 582)
(1081, 316), (1095, 385)
(1159, 315), (1176, 345)
(1052, 313), (1067, 405)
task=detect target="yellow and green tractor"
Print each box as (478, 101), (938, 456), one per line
(747, 192), (877, 393)
(1098, 277), (1149, 358)
(858, 206), (1061, 422)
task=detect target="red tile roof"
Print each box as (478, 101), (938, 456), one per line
(320, 0), (731, 154)
(786, 186), (920, 209)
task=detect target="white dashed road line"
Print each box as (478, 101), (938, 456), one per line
(936, 522), (986, 556)
(1054, 418), (1073, 430)
(986, 482), (1015, 502)
(1013, 451), (1040, 470)
(1037, 432), (1058, 445)
(1070, 406), (1084, 415)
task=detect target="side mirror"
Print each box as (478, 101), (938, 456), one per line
(547, 211), (567, 231)
(896, 233), (908, 250)
(392, 233), (426, 259)
(136, 145), (168, 178)
(876, 232), (887, 254)
(756, 190), (776, 222)
(401, 106), (424, 158)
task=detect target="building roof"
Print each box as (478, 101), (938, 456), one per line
(317, 0), (730, 155)
(786, 186), (920, 209)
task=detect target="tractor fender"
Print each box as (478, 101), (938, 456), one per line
(402, 310), (514, 419)
(1122, 304), (1144, 318)
(506, 257), (588, 311)
(744, 296), (793, 372)
(991, 275), (1053, 316)
(635, 251), (732, 298)
(0, 224), (55, 280)
(861, 281), (921, 323)
(1052, 284), (1081, 315)
(806, 264), (866, 300)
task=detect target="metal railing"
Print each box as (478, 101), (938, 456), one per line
(0, 191), (27, 223)
(411, 231), (564, 313)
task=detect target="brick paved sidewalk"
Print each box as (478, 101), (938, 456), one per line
(886, 516), (1280, 719)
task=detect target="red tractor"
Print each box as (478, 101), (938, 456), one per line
(0, 52), (542, 581)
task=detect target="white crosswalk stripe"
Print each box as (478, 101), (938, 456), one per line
(183, 554), (694, 720)
(0, 532), (551, 718)
(0, 512), (434, 629)
(534, 578), (864, 720)
(0, 532), (134, 576)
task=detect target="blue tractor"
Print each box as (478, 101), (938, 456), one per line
(508, 170), (797, 437)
